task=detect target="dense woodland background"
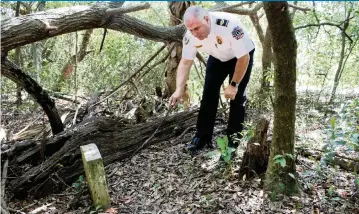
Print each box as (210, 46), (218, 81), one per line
(0, 1), (359, 214)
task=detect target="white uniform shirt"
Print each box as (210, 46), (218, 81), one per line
(182, 12), (254, 62)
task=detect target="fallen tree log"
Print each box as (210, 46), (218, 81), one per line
(8, 109), (198, 199)
(298, 148), (359, 172)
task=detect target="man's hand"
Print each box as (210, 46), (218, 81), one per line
(169, 89), (183, 107)
(224, 85), (238, 100)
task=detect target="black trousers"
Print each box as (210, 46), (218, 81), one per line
(195, 49), (255, 142)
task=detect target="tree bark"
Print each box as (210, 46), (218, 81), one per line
(0, 4), (184, 55)
(1, 59), (64, 135)
(163, 2), (192, 103)
(1, 2), (269, 55)
(8, 109), (198, 199)
(14, 1), (22, 106)
(238, 118), (270, 179)
(263, 2), (299, 195)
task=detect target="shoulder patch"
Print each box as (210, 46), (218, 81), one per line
(216, 19), (229, 27)
(183, 36), (189, 45)
(232, 26), (244, 40)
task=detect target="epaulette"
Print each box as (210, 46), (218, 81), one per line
(216, 19), (229, 27)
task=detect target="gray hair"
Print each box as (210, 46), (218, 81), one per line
(183, 6), (209, 23)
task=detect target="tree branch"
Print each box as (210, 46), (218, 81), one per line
(1, 4), (185, 54)
(1, 59), (64, 135)
(214, 2), (264, 15)
(294, 22), (353, 43)
(106, 3), (150, 16)
(89, 44), (167, 108)
(287, 3), (311, 12)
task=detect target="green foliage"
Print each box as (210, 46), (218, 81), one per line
(322, 99), (359, 162)
(205, 136), (235, 164)
(217, 136), (236, 163)
(72, 175), (85, 192)
(273, 153), (294, 168)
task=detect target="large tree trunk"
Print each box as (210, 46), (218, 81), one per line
(7, 109), (198, 199)
(1, 59), (64, 135)
(163, 2), (191, 102)
(263, 2), (299, 195)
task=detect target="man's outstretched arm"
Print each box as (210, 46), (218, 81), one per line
(169, 58), (194, 107)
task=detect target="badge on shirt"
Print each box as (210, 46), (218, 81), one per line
(184, 36), (189, 45)
(195, 45), (202, 48)
(232, 26), (244, 40)
(216, 19), (229, 27)
(216, 36), (223, 45)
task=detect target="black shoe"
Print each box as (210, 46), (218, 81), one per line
(184, 137), (212, 153)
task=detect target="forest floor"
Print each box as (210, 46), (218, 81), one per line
(3, 93), (359, 214)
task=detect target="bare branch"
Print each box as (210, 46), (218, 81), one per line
(89, 44), (167, 108)
(287, 3), (311, 12)
(294, 22), (353, 43)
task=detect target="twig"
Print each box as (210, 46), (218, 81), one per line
(89, 44), (166, 109)
(28, 203), (53, 214)
(136, 45), (174, 81)
(72, 103), (82, 125)
(99, 28), (107, 52)
(176, 125), (196, 140)
(19, 202), (37, 212)
(130, 107), (172, 158)
(11, 114), (43, 140)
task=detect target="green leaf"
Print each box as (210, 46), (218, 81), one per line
(275, 158), (286, 167)
(79, 175), (84, 182)
(72, 182), (81, 189)
(223, 154), (231, 163)
(217, 138), (226, 151)
(273, 154), (284, 160)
